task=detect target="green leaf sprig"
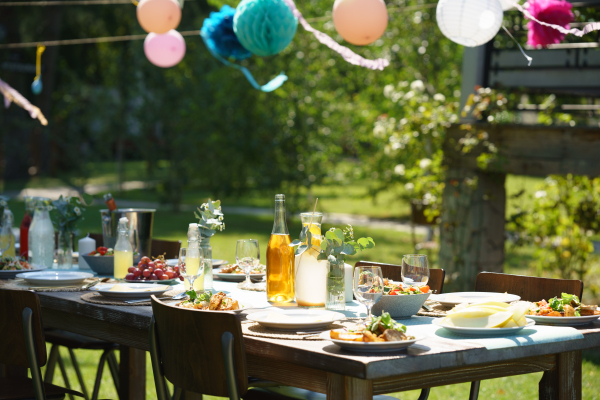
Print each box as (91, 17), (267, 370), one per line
(367, 311), (407, 333)
(194, 199), (225, 238)
(50, 195), (91, 235)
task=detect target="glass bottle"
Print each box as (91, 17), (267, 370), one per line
(114, 217), (133, 279)
(56, 229), (74, 269)
(19, 196), (36, 258)
(104, 193), (118, 211)
(295, 212), (328, 307)
(0, 209), (16, 257)
(266, 194), (294, 303)
(28, 201), (55, 268)
(200, 236), (213, 291)
(186, 223), (204, 291)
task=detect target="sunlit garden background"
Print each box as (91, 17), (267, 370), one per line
(2, 0), (600, 398)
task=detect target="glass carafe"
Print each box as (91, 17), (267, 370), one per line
(295, 212), (328, 307)
(185, 223), (204, 291)
(266, 194), (294, 303)
(200, 237), (213, 291)
(29, 202), (55, 268)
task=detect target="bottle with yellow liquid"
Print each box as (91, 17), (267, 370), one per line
(113, 217), (133, 279)
(266, 194), (294, 303)
(0, 209), (16, 258)
(184, 223), (204, 291)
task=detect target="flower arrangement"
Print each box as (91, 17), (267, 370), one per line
(50, 195), (89, 235)
(526, 0), (574, 47)
(194, 199), (225, 238)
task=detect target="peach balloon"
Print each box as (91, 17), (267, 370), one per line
(137, 0), (181, 34)
(332, 0), (388, 46)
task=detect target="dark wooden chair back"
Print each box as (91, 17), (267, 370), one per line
(475, 272), (583, 302)
(150, 296), (248, 398)
(0, 289), (46, 369)
(355, 261), (445, 294)
(88, 233), (104, 247)
(151, 239), (182, 259)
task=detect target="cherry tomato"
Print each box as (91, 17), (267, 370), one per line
(420, 285), (430, 293)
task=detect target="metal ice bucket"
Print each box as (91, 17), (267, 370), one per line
(100, 209), (156, 256)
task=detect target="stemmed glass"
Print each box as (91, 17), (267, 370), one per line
(179, 247), (204, 292)
(401, 254), (429, 289)
(353, 266), (384, 323)
(236, 239), (260, 289)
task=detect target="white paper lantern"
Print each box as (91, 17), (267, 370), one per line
(436, 0), (504, 47)
(498, 0), (517, 11)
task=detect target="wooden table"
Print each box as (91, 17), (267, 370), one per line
(37, 291), (600, 400)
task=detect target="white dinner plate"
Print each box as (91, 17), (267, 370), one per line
(320, 330), (425, 353)
(432, 317), (535, 336)
(526, 311), (600, 326)
(16, 270), (93, 286)
(0, 264), (47, 280)
(166, 259), (228, 268)
(93, 283), (171, 299)
(246, 309), (345, 330)
(213, 272), (265, 282)
(429, 292), (521, 306)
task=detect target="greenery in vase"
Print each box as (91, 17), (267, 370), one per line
(0, 197), (7, 226)
(194, 199), (225, 238)
(50, 195), (91, 236)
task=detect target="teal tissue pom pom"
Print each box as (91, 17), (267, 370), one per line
(233, 0), (298, 57)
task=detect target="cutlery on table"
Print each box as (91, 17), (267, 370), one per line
(123, 288), (183, 304)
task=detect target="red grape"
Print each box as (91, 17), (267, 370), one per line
(155, 269), (164, 278)
(147, 267), (154, 274)
(125, 273), (135, 281)
(150, 273), (158, 280)
(159, 275), (169, 280)
(148, 261), (155, 268)
(141, 256), (151, 264)
(174, 266), (180, 273)
(133, 268), (142, 277)
(142, 269), (151, 278)
(134, 276), (141, 281)
(128, 266), (135, 273)
(137, 261), (143, 268)
(165, 271), (175, 279)
(179, 275), (184, 281)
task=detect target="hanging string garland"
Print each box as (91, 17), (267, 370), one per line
(144, 29), (186, 67)
(332, 0), (388, 46)
(436, 0), (504, 47)
(136, 0), (181, 34)
(31, 44), (45, 95)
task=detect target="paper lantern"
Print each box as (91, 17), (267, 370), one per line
(201, 5), (252, 60)
(31, 77), (42, 95)
(233, 0), (298, 57)
(498, 0), (516, 10)
(137, 0), (181, 34)
(144, 30), (186, 68)
(436, 0), (504, 47)
(332, 0), (388, 46)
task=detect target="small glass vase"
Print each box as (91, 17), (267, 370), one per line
(56, 230), (73, 269)
(200, 236), (213, 291)
(326, 259), (346, 311)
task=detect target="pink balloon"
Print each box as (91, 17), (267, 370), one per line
(144, 30), (186, 68)
(332, 0), (389, 46)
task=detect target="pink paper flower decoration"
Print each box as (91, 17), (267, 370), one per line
(526, 0), (574, 47)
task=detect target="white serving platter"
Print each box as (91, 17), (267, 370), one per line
(213, 272), (265, 282)
(432, 317), (535, 336)
(16, 271), (93, 286)
(429, 292), (521, 306)
(246, 309), (345, 330)
(526, 311), (600, 326)
(320, 330), (425, 353)
(93, 283), (171, 299)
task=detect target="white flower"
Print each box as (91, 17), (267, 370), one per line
(410, 80), (425, 92)
(394, 164), (406, 175)
(535, 190), (547, 199)
(405, 183), (415, 191)
(373, 125), (386, 138)
(433, 93), (445, 102)
(419, 158), (432, 169)
(383, 84), (395, 98)
(74, 207), (81, 216)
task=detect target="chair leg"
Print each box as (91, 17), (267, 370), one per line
(106, 349), (120, 394)
(67, 348), (90, 400)
(45, 344), (60, 383)
(221, 331), (240, 400)
(417, 388), (431, 400)
(56, 350), (75, 400)
(91, 349), (113, 400)
(469, 381), (480, 400)
(23, 308), (47, 400)
(172, 386), (182, 400)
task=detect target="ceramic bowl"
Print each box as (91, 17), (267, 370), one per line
(81, 254), (141, 276)
(371, 292), (430, 319)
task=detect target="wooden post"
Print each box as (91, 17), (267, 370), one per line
(439, 168), (506, 292)
(118, 346), (146, 400)
(539, 351), (582, 400)
(327, 372), (373, 400)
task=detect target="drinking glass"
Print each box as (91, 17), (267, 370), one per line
(353, 266), (384, 323)
(179, 247), (204, 292)
(401, 254), (430, 289)
(236, 239), (260, 289)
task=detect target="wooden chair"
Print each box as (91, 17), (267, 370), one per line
(149, 296), (295, 400)
(354, 261), (445, 294)
(467, 272), (584, 400)
(151, 239), (181, 259)
(0, 289), (83, 400)
(87, 233), (103, 247)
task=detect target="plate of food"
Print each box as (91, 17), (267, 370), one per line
(525, 293), (600, 326)
(93, 283), (171, 299)
(175, 291), (250, 313)
(16, 271), (94, 286)
(321, 312), (424, 353)
(371, 280), (431, 318)
(124, 256), (182, 284)
(247, 309), (345, 330)
(432, 301), (535, 336)
(213, 264), (266, 282)
(429, 292), (521, 306)
(0, 256), (46, 279)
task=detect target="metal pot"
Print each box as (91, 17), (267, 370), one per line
(100, 209), (155, 256)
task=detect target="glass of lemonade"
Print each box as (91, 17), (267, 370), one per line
(180, 247), (204, 291)
(295, 212), (328, 308)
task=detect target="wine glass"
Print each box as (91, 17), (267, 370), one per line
(236, 239), (260, 289)
(179, 247), (204, 293)
(353, 266), (384, 323)
(401, 254), (430, 290)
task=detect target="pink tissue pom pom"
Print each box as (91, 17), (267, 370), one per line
(526, 0), (574, 47)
